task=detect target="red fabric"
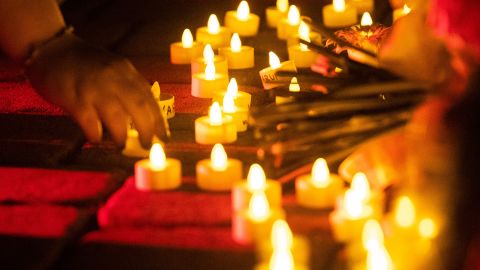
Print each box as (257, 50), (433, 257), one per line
(83, 226), (250, 251)
(0, 167), (115, 204)
(98, 177), (231, 228)
(160, 84), (211, 114)
(0, 204), (79, 238)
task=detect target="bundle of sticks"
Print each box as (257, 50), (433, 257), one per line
(251, 20), (429, 178)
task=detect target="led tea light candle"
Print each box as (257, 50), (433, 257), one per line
(222, 93), (249, 132)
(275, 77), (300, 104)
(265, 0), (289, 28)
(213, 78), (252, 109)
(232, 191), (285, 245)
(151, 81), (175, 119)
(393, 4), (411, 22)
(347, 0), (373, 14)
(360, 11), (373, 26)
(170, 28), (202, 64)
(277, 5), (300, 40)
(259, 51), (297, 90)
(191, 61), (229, 98)
(196, 143), (242, 191)
(218, 33), (255, 69)
(191, 44), (229, 75)
(287, 22), (319, 68)
(323, 0), (357, 28)
(196, 14), (231, 49)
(350, 172), (384, 216)
(225, 1), (260, 37)
(195, 102), (237, 144)
(122, 128), (150, 158)
(366, 245), (394, 270)
(232, 163), (282, 212)
(295, 158), (344, 209)
(135, 143), (182, 191)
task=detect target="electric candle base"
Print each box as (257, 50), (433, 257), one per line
(255, 262), (308, 270)
(231, 181), (282, 212)
(256, 235), (310, 265)
(296, 174), (344, 209)
(218, 46), (254, 69)
(329, 208), (372, 242)
(135, 159), (182, 191)
(323, 5), (357, 28)
(275, 95), (295, 105)
(156, 93), (175, 119)
(348, 0), (373, 13)
(288, 46), (319, 68)
(170, 42), (202, 64)
(213, 91), (251, 109)
(191, 56), (229, 75)
(232, 208), (285, 245)
(224, 11), (260, 37)
(265, 7), (286, 28)
(224, 107), (249, 132)
(196, 158), (242, 191)
(122, 129), (149, 158)
(194, 116), (237, 144)
(191, 73), (229, 98)
(196, 27), (231, 49)
(277, 20), (299, 40)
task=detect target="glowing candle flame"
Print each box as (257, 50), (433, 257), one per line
(223, 93), (236, 114)
(151, 81), (161, 99)
(209, 102), (223, 126)
(287, 5), (300, 26)
(203, 44), (215, 62)
(344, 189), (363, 219)
(271, 219), (293, 250)
(276, 0), (289, 13)
(362, 219), (384, 251)
(211, 143), (228, 171)
(269, 51), (281, 69)
(403, 4), (411, 14)
(361, 12), (373, 26)
(269, 249), (294, 270)
(351, 172), (370, 201)
(181, 29), (193, 48)
(226, 78), (239, 98)
(205, 61), (216, 80)
(288, 77), (300, 92)
(366, 245), (393, 270)
(248, 191), (270, 222)
(150, 143), (167, 170)
(230, 33), (242, 53)
(237, 1), (250, 21)
(310, 158), (330, 188)
(395, 196), (416, 228)
(418, 218), (437, 239)
(333, 0), (346, 12)
(207, 14), (221, 34)
(247, 163), (267, 191)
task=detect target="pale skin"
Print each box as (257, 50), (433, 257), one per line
(0, 0), (167, 148)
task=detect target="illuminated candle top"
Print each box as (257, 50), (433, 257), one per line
(210, 143), (228, 171)
(248, 191), (270, 222)
(237, 1), (250, 21)
(151, 81), (161, 99)
(276, 0), (289, 13)
(208, 14), (221, 34)
(271, 219), (293, 250)
(298, 21), (310, 51)
(247, 163), (267, 191)
(418, 218), (437, 239)
(362, 219), (384, 251)
(150, 143), (167, 170)
(310, 158), (330, 188)
(344, 189), (363, 218)
(204, 61), (216, 80)
(269, 51), (281, 69)
(395, 196), (416, 228)
(361, 12), (373, 26)
(287, 5), (300, 26)
(209, 102), (223, 126)
(203, 44), (215, 62)
(289, 77), (300, 92)
(351, 172), (370, 201)
(270, 249), (294, 270)
(226, 78), (239, 97)
(182, 29), (194, 48)
(366, 245), (393, 270)
(223, 93), (236, 114)
(403, 4), (411, 14)
(333, 0), (346, 12)
(230, 33), (242, 53)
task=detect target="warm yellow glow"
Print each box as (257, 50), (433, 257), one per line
(344, 189), (363, 219)
(276, 0), (289, 13)
(149, 143), (167, 170)
(210, 143), (228, 171)
(207, 14), (221, 34)
(209, 102), (223, 126)
(269, 51), (281, 69)
(230, 33), (242, 53)
(248, 191), (270, 222)
(333, 0), (346, 12)
(287, 5), (300, 26)
(310, 158), (330, 188)
(361, 12), (373, 26)
(151, 81), (161, 99)
(226, 78), (239, 98)
(203, 44), (215, 62)
(403, 4), (411, 14)
(205, 61), (216, 80)
(237, 1), (250, 21)
(181, 28), (193, 48)
(247, 163), (267, 191)
(362, 219), (384, 251)
(222, 93), (236, 114)
(271, 219), (293, 250)
(298, 22), (310, 51)
(418, 218), (438, 239)
(351, 172), (370, 201)
(395, 196), (416, 228)
(288, 77), (300, 92)
(366, 246), (393, 270)
(269, 249), (294, 270)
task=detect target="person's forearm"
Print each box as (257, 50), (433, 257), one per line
(0, 0), (65, 63)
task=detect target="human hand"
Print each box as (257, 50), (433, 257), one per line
(25, 32), (167, 148)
